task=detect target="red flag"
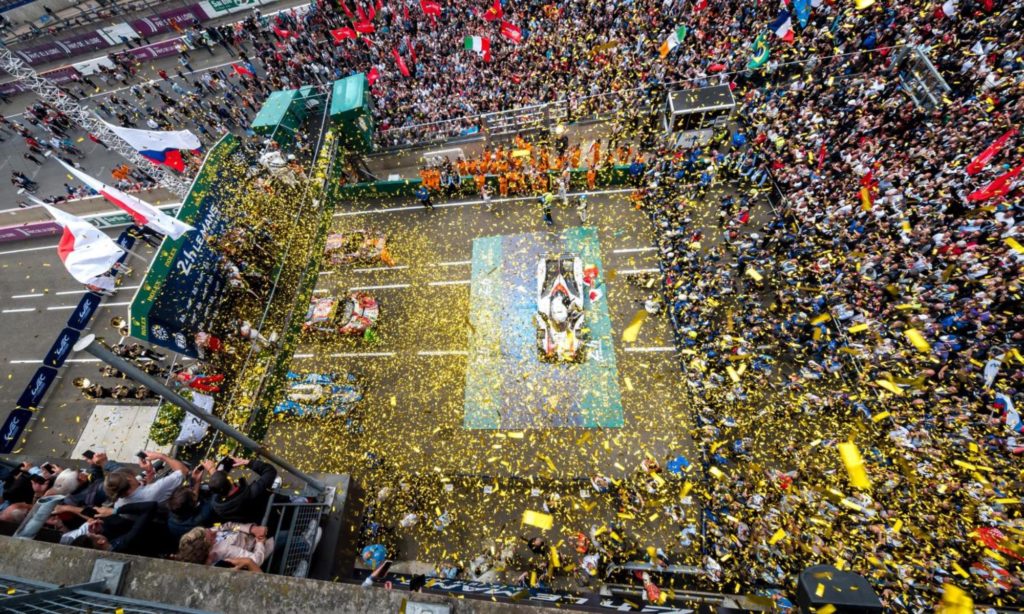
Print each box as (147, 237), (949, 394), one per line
(368, 66), (380, 85)
(392, 47), (411, 77)
(967, 160), (1024, 202)
(483, 0), (503, 21)
(367, 1), (376, 20)
(331, 27), (357, 44)
(339, 0), (355, 18)
(406, 36), (417, 65)
(966, 127), (1018, 176)
(421, 0), (442, 16)
(499, 20), (522, 43)
(354, 20), (376, 33)
(816, 141), (827, 173)
(272, 26), (292, 39)
(355, 3), (367, 21)
(693, 0), (708, 10)
(232, 63), (254, 78)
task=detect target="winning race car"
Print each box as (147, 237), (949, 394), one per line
(536, 253), (587, 361)
(304, 292), (379, 335)
(324, 230), (394, 267)
(273, 371), (362, 418)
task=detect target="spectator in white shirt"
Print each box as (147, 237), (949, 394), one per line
(104, 451), (188, 510)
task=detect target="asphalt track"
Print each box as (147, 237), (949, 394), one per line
(0, 230), (160, 456)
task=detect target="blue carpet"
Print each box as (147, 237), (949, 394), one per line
(464, 228), (623, 429)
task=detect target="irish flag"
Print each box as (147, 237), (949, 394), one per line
(54, 157), (194, 240)
(464, 35), (491, 61)
(659, 26), (687, 58)
(103, 121), (201, 173)
(43, 204), (125, 285)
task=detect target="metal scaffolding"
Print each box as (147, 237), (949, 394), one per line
(0, 46), (192, 197)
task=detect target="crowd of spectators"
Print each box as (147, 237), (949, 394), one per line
(2, 0), (1023, 605)
(0, 451), (320, 574)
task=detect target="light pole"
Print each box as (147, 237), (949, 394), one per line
(73, 333), (325, 493)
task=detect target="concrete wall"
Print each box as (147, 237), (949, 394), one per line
(0, 536), (562, 614)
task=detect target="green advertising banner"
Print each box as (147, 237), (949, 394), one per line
(129, 135), (240, 356)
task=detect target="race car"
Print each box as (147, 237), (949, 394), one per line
(273, 371), (362, 418)
(303, 292), (379, 335)
(536, 253), (587, 361)
(324, 230), (394, 267)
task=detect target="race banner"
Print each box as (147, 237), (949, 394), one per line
(0, 409), (33, 454)
(43, 328), (81, 368)
(67, 292), (103, 331)
(130, 136), (239, 358)
(16, 367), (58, 409)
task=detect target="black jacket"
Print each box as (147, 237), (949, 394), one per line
(211, 460), (277, 523)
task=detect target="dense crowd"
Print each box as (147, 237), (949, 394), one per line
(630, 4), (1024, 609)
(1, 0), (1023, 607)
(0, 452), (321, 575)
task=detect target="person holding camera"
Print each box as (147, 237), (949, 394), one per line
(104, 451), (188, 510)
(208, 456), (277, 524)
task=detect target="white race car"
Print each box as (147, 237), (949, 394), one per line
(536, 253), (586, 361)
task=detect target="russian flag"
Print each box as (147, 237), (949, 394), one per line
(42, 204), (125, 285)
(102, 122), (202, 173)
(53, 157), (194, 240)
(769, 9), (794, 43)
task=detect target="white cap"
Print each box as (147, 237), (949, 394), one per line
(52, 468), (81, 495)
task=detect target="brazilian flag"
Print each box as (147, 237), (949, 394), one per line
(747, 33), (771, 70)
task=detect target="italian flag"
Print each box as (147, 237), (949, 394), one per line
(659, 26), (687, 58)
(464, 35), (491, 61)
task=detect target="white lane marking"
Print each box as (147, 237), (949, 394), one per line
(10, 357), (102, 364)
(2, 307), (35, 313)
(293, 353), (314, 358)
(613, 247), (657, 254)
(353, 265), (409, 273)
(434, 260), (471, 267)
(329, 352), (395, 358)
(318, 271), (334, 276)
(312, 288), (329, 294)
(54, 284), (139, 296)
(618, 268), (660, 275)
(11, 293), (44, 299)
(347, 283), (411, 291)
(46, 301), (130, 311)
(417, 350), (469, 356)
(427, 280), (471, 286)
(624, 346), (676, 353)
(0, 244), (57, 256)
(333, 188), (635, 217)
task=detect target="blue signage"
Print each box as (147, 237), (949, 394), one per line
(16, 366), (58, 409)
(0, 409), (33, 454)
(67, 292), (103, 330)
(43, 328), (81, 368)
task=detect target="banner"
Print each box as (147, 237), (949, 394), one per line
(16, 367), (58, 409)
(129, 5), (209, 38)
(43, 328), (81, 368)
(0, 409), (33, 454)
(67, 292), (103, 331)
(0, 66), (80, 95)
(130, 136), (240, 358)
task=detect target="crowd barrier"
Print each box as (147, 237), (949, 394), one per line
(336, 165), (634, 200)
